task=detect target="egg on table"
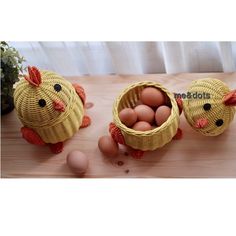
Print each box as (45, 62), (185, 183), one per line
(98, 135), (119, 157)
(67, 150), (89, 175)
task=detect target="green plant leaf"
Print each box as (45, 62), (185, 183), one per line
(1, 42), (26, 97)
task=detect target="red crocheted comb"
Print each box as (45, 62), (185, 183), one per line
(223, 90), (236, 106)
(24, 66), (42, 86)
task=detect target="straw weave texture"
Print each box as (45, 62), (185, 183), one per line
(14, 70), (84, 143)
(183, 78), (236, 136)
(113, 81), (180, 151)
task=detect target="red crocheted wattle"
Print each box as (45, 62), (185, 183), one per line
(109, 122), (125, 145)
(223, 90), (236, 106)
(24, 66), (42, 87)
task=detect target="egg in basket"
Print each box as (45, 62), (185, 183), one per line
(100, 79), (235, 159)
(107, 81), (183, 158)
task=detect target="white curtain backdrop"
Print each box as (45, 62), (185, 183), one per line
(9, 42), (236, 76)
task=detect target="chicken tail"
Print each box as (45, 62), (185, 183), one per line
(223, 90), (236, 106)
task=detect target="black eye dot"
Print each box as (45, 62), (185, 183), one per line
(38, 99), (46, 107)
(215, 119), (224, 127)
(203, 103), (211, 111)
(54, 84), (62, 92)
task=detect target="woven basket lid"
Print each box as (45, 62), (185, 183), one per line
(183, 78), (236, 136)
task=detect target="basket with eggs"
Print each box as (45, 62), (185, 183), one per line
(98, 81), (182, 159)
(98, 78), (236, 159)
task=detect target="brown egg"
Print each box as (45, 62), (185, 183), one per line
(67, 150), (89, 175)
(132, 121), (152, 131)
(155, 105), (172, 126)
(98, 136), (119, 157)
(119, 108), (137, 127)
(134, 105), (155, 123)
(140, 87), (165, 107)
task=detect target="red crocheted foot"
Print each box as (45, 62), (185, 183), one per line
(21, 127), (45, 146)
(49, 142), (64, 154)
(109, 122), (125, 145)
(73, 84), (86, 105)
(173, 128), (183, 140)
(130, 149), (145, 159)
(80, 115), (91, 128)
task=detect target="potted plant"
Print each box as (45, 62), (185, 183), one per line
(1, 41), (25, 115)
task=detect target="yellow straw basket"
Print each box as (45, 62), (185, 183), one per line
(112, 81), (180, 151)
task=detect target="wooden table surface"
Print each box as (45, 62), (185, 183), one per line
(1, 73), (236, 178)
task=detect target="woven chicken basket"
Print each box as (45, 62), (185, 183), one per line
(112, 81), (180, 151)
(14, 69), (84, 144)
(183, 78), (236, 136)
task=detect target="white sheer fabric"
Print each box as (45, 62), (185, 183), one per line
(9, 42), (236, 76)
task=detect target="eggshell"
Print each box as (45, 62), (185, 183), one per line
(140, 87), (165, 107)
(134, 105), (155, 123)
(132, 121), (152, 131)
(155, 105), (172, 126)
(67, 150), (89, 175)
(98, 136), (119, 157)
(119, 108), (137, 127)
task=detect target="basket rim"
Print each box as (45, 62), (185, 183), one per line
(112, 81), (179, 136)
